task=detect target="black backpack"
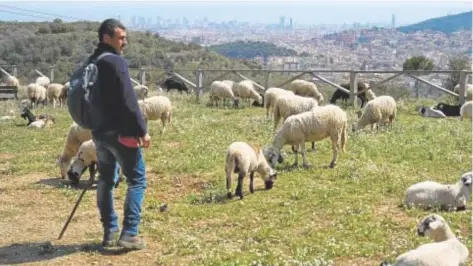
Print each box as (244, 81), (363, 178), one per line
(67, 52), (114, 130)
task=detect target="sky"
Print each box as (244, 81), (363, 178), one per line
(0, 0), (471, 27)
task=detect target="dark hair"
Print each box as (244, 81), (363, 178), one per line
(98, 18), (125, 42)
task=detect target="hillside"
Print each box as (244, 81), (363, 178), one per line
(208, 40), (298, 59)
(397, 11), (472, 34)
(0, 20), (261, 85)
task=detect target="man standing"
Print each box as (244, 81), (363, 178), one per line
(89, 18), (150, 250)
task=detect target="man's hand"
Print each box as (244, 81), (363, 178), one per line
(139, 133), (151, 148)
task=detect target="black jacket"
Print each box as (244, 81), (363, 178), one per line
(89, 43), (147, 138)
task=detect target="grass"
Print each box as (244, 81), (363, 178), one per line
(0, 92), (471, 266)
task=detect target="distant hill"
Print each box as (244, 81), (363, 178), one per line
(209, 41), (298, 59)
(397, 11), (472, 34)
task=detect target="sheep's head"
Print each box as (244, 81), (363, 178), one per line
(67, 156), (87, 186)
(264, 168), (278, 190)
(416, 214), (446, 239)
(356, 110), (363, 118)
(460, 171), (472, 199)
(418, 107), (426, 115)
(263, 145), (284, 168)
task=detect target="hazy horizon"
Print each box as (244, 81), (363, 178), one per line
(0, 1), (471, 27)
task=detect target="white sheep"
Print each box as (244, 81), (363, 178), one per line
(288, 79), (324, 103)
(273, 94), (319, 131)
(264, 105), (348, 169)
(26, 83), (47, 109)
(138, 95), (172, 135)
(6, 76), (19, 87)
(459, 101), (472, 121)
(418, 106), (447, 118)
(27, 117), (55, 129)
(47, 83), (65, 108)
(133, 84), (149, 100)
(60, 81), (69, 107)
(365, 89), (377, 100)
(403, 171), (472, 211)
(380, 214), (469, 266)
(56, 122), (92, 179)
(225, 141), (278, 200)
(234, 80), (263, 106)
(209, 80), (238, 108)
(454, 83), (473, 101)
(352, 95), (397, 132)
(35, 76), (50, 88)
(263, 87), (294, 119)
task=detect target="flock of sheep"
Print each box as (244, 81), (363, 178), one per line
(1, 70), (472, 265)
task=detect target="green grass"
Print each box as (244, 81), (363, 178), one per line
(0, 93), (471, 265)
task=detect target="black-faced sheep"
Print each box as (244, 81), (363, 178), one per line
(433, 103), (461, 117)
(329, 82), (372, 108)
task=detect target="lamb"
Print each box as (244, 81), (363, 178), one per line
(234, 80), (263, 106)
(225, 141), (278, 200)
(138, 95), (172, 134)
(459, 101), (472, 121)
(352, 95), (397, 132)
(453, 83), (473, 101)
(26, 83), (47, 109)
(56, 122), (92, 179)
(208, 80), (239, 108)
(380, 214), (469, 266)
(403, 171), (472, 211)
(263, 87), (294, 119)
(288, 79), (324, 103)
(433, 102), (461, 117)
(133, 84), (149, 100)
(27, 117), (55, 129)
(263, 105), (348, 169)
(35, 76), (50, 88)
(47, 83), (65, 108)
(418, 106), (447, 118)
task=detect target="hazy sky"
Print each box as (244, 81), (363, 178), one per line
(0, 0), (471, 26)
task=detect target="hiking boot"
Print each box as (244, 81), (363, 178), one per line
(102, 230), (119, 247)
(117, 234), (146, 250)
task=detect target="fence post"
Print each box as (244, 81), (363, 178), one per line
(349, 71), (358, 108)
(264, 70), (271, 90)
(196, 69), (203, 103)
(140, 67), (146, 85)
(50, 66), (54, 82)
(12, 65), (17, 77)
(458, 70), (467, 105)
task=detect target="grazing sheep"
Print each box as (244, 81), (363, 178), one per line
(380, 214), (469, 266)
(263, 87), (295, 119)
(453, 83), (473, 101)
(418, 106), (447, 118)
(264, 105), (348, 169)
(26, 83), (47, 109)
(60, 82), (69, 107)
(225, 141), (278, 200)
(138, 95), (172, 135)
(47, 83), (65, 108)
(56, 122), (92, 179)
(288, 79), (324, 103)
(133, 84), (149, 100)
(329, 82), (371, 108)
(403, 171), (472, 211)
(433, 102), (461, 117)
(459, 101), (472, 121)
(209, 80), (239, 108)
(35, 76), (50, 87)
(352, 95), (397, 132)
(159, 77), (190, 94)
(234, 80), (263, 106)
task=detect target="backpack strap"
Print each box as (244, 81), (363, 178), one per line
(94, 52), (115, 63)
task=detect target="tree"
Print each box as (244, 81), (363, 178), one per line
(403, 56), (435, 98)
(443, 55), (471, 91)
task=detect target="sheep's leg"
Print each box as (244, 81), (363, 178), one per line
(292, 145), (299, 168)
(301, 142), (311, 169)
(160, 115), (167, 135)
(235, 172), (245, 199)
(329, 134), (340, 168)
(226, 169), (233, 199)
(311, 142), (316, 152)
(249, 171), (255, 193)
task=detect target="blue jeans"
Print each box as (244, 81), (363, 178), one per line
(92, 131), (147, 236)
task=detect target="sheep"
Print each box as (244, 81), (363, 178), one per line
(263, 105), (348, 169)
(225, 141), (278, 200)
(35, 76), (50, 87)
(418, 106), (447, 118)
(263, 87), (294, 119)
(27, 116), (55, 129)
(47, 83), (65, 108)
(208, 80), (239, 108)
(352, 95), (397, 132)
(56, 122), (92, 179)
(329, 82), (372, 108)
(234, 80), (263, 106)
(365, 88), (377, 100)
(403, 171), (472, 211)
(288, 79), (324, 103)
(6, 75), (19, 87)
(459, 101), (472, 121)
(433, 102), (461, 117)
(67, 139), (124, 187)
(26, 83), (47, 109)
(453, 83), (473, 101)
(133, 84), (149, 100)
(138, 95), (172, 135)
(0, 110), (15, 122)
(60, 81), (69, 107)
(380, 214), (469, 266)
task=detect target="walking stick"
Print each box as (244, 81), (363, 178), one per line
(57, 162), (97, 240)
